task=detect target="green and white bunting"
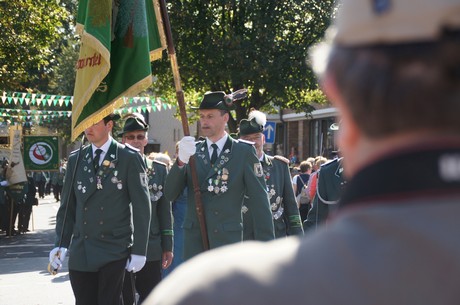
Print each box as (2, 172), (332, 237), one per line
(0, 91), (173, 122)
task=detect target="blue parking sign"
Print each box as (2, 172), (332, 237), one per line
(263, 121), (276, 144)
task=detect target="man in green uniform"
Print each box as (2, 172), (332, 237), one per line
(239, 110), (303, 238)
(304, 124), (346, 232)
(119, 113), (173, 305)
(165, 91), (274, 260)
(49, 114), (151, 305)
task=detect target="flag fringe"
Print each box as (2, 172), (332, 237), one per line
(71, 75), (152, 140)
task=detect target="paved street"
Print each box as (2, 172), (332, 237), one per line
(0, 194), (74, 305)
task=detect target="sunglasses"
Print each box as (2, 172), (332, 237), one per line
(124, 134), (146, 140)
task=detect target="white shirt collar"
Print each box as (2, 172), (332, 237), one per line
(92, 136), (112, 157)
(206, 133), (228, 153)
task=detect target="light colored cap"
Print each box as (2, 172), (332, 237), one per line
(331, 0), (460, 46)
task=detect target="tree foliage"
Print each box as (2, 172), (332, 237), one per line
(0, 0), (334, 136)
(0, 0), (77, 143)
(0, 0), (76, 92)
(153, 0), (334, 131)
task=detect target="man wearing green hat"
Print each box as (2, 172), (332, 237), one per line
(119, 113), (173, 305)
(49, 113), (151, 305)
(165, 91), (275, 260)
(239, 109), (303, 239)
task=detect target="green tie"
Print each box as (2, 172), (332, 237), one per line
(93, 149), (102, 172)
(210, 144), (218, 165)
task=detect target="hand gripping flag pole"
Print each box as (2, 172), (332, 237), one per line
(158, 0), (210, 251)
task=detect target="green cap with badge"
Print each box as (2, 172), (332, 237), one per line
(239, 110), (266, 136)
(119, 114), (149, 136)
(193, 91), (236, 111)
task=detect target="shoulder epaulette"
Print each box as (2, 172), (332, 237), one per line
(320, 157), (343, 169)
(124, 143), (140, 153)
(70, 144), (89, 156)
(274, 155), (290, 164)
(69, 149), (80, 156)
(237, 139), (255, 145)
(152, 159), (167, 167)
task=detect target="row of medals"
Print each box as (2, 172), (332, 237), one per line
(147, 167), (164, 202)
(268, 184), (283, 219)
(239, 165), (284, 219)
(266, 168), (284, 219)
(208, 168), (229, 194)
(78, 160), (122, 193)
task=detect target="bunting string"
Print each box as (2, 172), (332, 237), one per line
(0, 91), (173, 120)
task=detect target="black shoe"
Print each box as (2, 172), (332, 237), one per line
(6, 230), (18, 236)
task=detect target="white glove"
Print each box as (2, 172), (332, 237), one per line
(178, 136), (196, 164)
(49, 247), (68, 271)
(126, 254), (146, 273)
(0, 180), (8, 187)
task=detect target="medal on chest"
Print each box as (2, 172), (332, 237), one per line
(111, 170), (123, 190)
(77, 181), (86, 193)
(207, 168), (229, 194)
(149, 182), (164, 201)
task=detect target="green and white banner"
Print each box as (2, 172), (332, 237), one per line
(23, 136), (60, 171)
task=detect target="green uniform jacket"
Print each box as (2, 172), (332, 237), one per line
(55, 139), (151, 272)
(243, 154), (303, 239)
(144, 157), (173, 261)
(304, 157), (346, 231)
(165, 136), (275, 260)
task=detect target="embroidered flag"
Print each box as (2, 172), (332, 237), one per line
(71, 0), (166, 141)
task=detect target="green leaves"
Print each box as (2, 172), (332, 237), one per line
(0, 0), (73, 91)
(153, 0), (333, 130)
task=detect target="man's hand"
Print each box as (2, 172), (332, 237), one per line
(125, 254), (147, 273)
(178, 136), (196, 165)
(48, 247), (68, 274)
(162, 251), (174, 269)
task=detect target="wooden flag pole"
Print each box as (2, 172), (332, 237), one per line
(158, 0), (210, 251)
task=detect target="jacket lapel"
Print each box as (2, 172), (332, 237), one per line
(76, 145), (97, 201)
(194, 141), (211, 173)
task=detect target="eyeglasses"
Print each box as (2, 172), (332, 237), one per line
(124, 134), (146, 140)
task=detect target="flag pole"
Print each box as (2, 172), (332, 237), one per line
(48, 135), (85, 275)
(158, 0), (210, 251)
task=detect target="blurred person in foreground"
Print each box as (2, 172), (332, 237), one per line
(145, 1), (460, 304)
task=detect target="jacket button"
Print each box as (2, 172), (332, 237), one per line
(99, 221), (103, 225)
(84, 207), (88, 211)
(83, 221), (87, 225)
(100, 207), (104, 211)
(213, 229), (218, 233)
(100, 234), (104, 238)
(84, 235), (88, 239)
